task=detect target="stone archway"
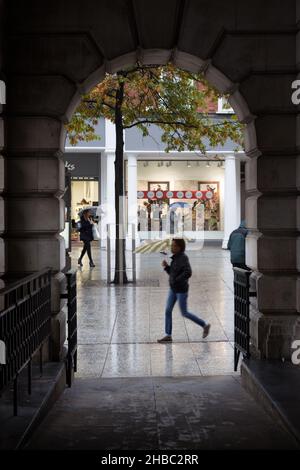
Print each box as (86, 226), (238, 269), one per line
(1, 0), (300, 360)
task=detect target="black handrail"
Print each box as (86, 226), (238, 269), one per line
(233, 268), (256, 371)
(0, 269), (52, 415)
(61, 270), (77, 387)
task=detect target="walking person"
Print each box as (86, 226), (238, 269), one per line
(77, 209), (96, 268)
(227, 220), (248, 269)
(157, 238), (210, 343)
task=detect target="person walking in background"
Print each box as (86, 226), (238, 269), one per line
(157, 238), (210, 343)
(227, 220), (248, 269)
(77, 209), (95, 268)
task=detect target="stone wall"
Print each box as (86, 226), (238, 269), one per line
(4, 0), (300, 360)
(0, 0), (5, 278)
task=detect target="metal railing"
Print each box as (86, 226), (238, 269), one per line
(0, 269), (52, 415)
(233, 267), (256, 371)
(61, 270), (77, 387)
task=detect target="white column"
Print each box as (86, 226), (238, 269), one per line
(106, 152), (115, 225)
(222, 154), (241, 249)
(105, 118), (116, 151)
(100, 151), (115, 247)
(126, 153), (139, 242)
(100, 119), (117, 247)
(100, 153), (107, 247)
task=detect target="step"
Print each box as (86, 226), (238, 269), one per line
(241, 358), (300, 446)
(0, 361), (66, 450)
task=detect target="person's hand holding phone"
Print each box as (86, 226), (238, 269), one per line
(162, 260), (168, 268)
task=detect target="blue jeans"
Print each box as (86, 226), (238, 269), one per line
(165, 289), (206, 336)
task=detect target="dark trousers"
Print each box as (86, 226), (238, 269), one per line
(79, 241), (93, 262)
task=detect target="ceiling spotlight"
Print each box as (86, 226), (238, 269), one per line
(187, 161), (191, 168)
(206, 161), (211, 168)
(143, 161), (149, 167)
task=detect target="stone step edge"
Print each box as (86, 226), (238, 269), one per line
(16, 361), (67, 450)
(241, 360), (300, 447)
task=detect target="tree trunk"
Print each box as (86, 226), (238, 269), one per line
(113, 77), (128, 284)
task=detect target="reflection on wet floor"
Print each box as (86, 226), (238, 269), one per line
(72, 242), (238, 378)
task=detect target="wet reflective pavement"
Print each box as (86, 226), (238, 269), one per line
(73, 243), (237, 378)
(26, 243), (299, 450)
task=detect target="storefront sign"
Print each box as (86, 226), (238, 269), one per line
(137, 190), (213, 200)
(72, 176), (98, 181)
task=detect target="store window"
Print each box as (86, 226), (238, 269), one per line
(71, 178), (99, 240)
(198, 182), (220, 231)
(137, 179), (221, 233)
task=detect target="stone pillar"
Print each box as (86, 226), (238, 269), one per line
(0, 115), (4, 279)
(0, 0), (5, 281)
(222, 154), (241, 248)
(126, 153), (138, 242)
(5, 78), (68, 361)
(5, 147), (66, 359)
(242, 113), (300, 360)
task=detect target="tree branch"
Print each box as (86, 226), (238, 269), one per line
(124, 119), (198, 129)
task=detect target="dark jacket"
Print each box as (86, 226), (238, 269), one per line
(227, 221), (248, 265)
(79, 217), (93, 242)
(164, 252), (192, 293)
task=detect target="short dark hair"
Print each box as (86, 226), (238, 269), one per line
(172, 238), (186, 252)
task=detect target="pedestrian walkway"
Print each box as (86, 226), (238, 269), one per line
(72, 243), (237, 378)
(25, 243), (299, 450)
(27, 375), (298, 450)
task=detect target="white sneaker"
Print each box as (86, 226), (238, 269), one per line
(203, 324), (211, 339)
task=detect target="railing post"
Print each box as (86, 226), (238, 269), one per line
(39, 344), (43, 376)
(63, 270), (77, 388)
(131, 223), (136, 284)
(13, 375), (18, 416)
(233, 268), (256, 371)
(107, 223), (111, 284)
(28, 359), (32, 395)
(119, 223), (123, 286)
(0, 268), (52, 417)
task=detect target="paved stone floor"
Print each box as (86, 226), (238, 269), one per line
(73, 242), (237, 378)
(26, 243), (299, 450)
(27, 376), (298, 450)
